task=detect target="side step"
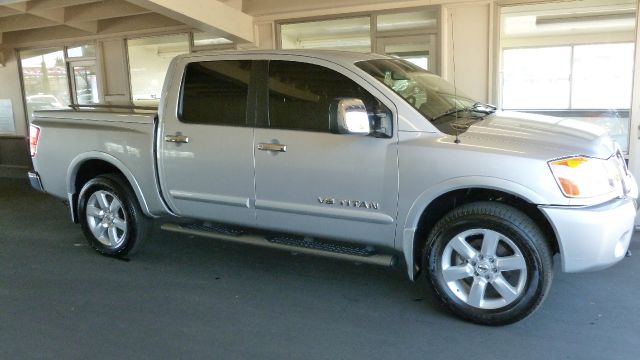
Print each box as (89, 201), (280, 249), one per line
(161, 223), (396, 267)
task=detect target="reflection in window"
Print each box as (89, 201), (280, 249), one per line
(128, 34), (189, 107)
(20, 48), (70, 121)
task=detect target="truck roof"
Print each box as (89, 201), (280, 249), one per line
(176, 49), (391, 67)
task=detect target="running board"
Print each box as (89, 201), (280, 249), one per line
(161, 223), (396, 267)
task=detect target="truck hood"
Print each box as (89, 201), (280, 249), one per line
(455, 111), (618, 159)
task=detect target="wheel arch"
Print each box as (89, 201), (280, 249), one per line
(67, 152), (152, 222)
(401, 177), (558, 280)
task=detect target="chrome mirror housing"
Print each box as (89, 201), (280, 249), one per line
(332, 98), (370, 135)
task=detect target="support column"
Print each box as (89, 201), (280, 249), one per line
(627, 0), (640, 226)
(628, 1), (640, 177)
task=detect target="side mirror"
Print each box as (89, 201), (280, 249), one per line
(331, 98), (370, 135)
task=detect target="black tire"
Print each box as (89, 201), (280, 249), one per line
(424, 201), (553, 325)
(78, 174), (150, 257)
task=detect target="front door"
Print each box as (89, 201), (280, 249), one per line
(253, 58), (399, 247)
(159, 58), (256, 226)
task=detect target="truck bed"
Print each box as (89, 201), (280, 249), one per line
(31, 108), (169, 218)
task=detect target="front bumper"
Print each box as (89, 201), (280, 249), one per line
(27, 171), (45, 192)
(540, 197), (636, 273)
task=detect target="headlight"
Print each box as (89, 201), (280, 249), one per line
(548, 156), (621, 198)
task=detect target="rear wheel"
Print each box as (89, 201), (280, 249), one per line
(425, 201), (553, 325)
(78, 174), (150, 257)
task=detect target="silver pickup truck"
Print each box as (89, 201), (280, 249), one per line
(28, 50), (638, 325)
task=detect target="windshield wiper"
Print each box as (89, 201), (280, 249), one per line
(431, 102), (496, 123)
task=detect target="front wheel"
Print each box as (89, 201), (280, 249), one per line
(78, 174), (150, 257)
(425, 202), (553, 325)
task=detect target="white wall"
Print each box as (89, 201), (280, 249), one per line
(442, 2), (492, 103)
(0, 51), (27, 137)
(628, 2), (640, 178)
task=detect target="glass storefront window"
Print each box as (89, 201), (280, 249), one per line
(67, 44), (96, 58)
(502, 47), (572, 110)
(376, 9), (438, 32)
(499, 0), (636, 152)
(72, 64), (99, 105)
(571, 43), (634, 109)
(376, 34), (436, 71)
(127, 34), (189, 107)
(20, 48), (70, 121)
(502, 44), (634, 150)
(193, 32), (233, 47)
(279, 9), (439, 73)
(280, 17), (371, 52)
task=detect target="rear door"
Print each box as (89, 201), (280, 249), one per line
(158, 57), (256, 226)
(253, 57), (399, 247)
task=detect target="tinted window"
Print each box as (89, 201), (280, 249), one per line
(268, 60), (390, 134)
(179, 60), (251, 126)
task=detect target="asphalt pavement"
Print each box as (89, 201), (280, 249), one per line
(1, 177), (639, 359)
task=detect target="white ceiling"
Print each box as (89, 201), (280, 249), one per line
(0, 0), (183, 44)
(0, 0), (253, 46)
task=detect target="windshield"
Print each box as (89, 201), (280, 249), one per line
(355, 59), (494, 131)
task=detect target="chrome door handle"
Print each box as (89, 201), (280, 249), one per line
(164, 134), (190, 143)
(257, 143), (287, 152)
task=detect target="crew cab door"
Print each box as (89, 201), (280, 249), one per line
(158, 57), (256, 225)
(253, 58), (399, 247)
